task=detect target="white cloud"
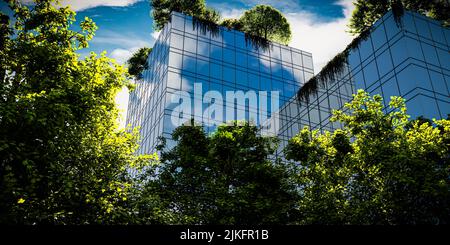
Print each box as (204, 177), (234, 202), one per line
(213, 0), (355, 73)
(68, 0), (143, 11)
(94, 31), (155, 129)
(91, 30), (152, 49)
(109, 46), (142, 129)
(116, 86), (129, 129)
(109, 48), (132, 128)
(286, 0), (355, 72)
(110, 48), (133, 64)
(239, 0), (301, 10)
(151, 30), (161, 40)
(20, 0), (142, 11)
(220, 8), (246, 19)
(110, 46), (146, 128)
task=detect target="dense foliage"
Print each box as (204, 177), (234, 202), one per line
(150, 0), (220, 30)
(220, 18), (243, 30)
(1, 0), (448, 226)
(126, 47), (152, 80)
(0, 0), (156, 224)
(285, 90), (450, 224)
(349, 0), (450, 34)
(146, 122), (299, 224)
(237, 5), (292, 45)
(150, 1), (291, 45)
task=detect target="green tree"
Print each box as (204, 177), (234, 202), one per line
(285, 90), (450, 224)
(148, 121), (299, 224)
(1, 12), (11, 83)
(220, 18), (243, 30)
(0, 0), (157, 224)
(150, 0), (217, 30)
(349, 0), (450, 35)
(239, 5), (292, 45)
(150, 1), (292, 46)
(201, 7), (221, 24)
(126, 47), (152, 80)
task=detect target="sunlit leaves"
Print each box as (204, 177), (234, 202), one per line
(150, 121), (299, 224)
(285, 90), (450, 224)
(0, 0), (157, 224)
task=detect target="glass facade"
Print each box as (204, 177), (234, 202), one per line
(275, 10), (449, 156)
(126, 12), (314, 154)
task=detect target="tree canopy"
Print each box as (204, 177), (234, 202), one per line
(0, 0), (156, 224)
(147, 121), (299, 224)
(237, 5), (292, 45)
(349, 0), (450, 34)
(285, 90), (450, 224)
(150, 1), (291, 45)
(1, 0), (448, 226)
(150, 0), (219, 30)
(127, 47), (152, 80)
(220, 18), (243, 30)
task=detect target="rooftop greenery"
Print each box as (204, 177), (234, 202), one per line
(297, 1), (405, 103)
(128, 1), (293, 79)
(127, 47), (152, 80)
(2, 0), (449, 225)
(297, 0), (449, 104)
(150, 0), (291, 50)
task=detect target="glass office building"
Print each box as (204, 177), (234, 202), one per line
(126, 12), (314, 154)
(274, 10), (449, 156)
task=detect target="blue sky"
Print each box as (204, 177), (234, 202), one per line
(94, 0), (351, 63)
(2, 0), (356, 126)
(1, 0), (355, 67)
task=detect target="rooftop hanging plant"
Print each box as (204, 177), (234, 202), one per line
(297, 0), (406, 103)
(191, 8), (221, 38)
(150, 1), (292, 51)
(296, 29), (372, 103)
